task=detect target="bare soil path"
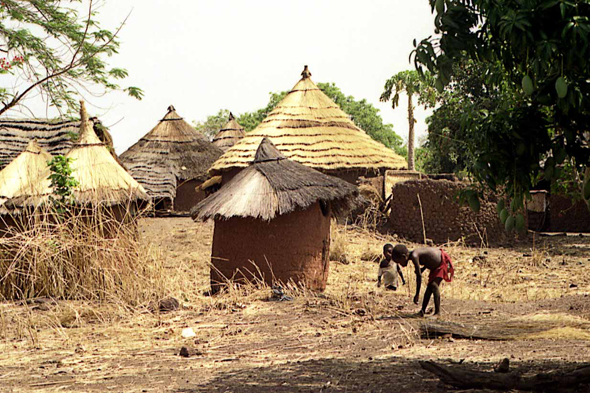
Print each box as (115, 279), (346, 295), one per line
(0, 218), (589, 392)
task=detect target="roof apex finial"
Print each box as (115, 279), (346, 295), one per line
(229, 112), (234, 120)
(80, 100), (88, 124)
(301, 65), (312, 79)
(167, 105), (176, 112)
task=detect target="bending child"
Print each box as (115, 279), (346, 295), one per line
(391, 245), (454, 316)
(377, 243), (405, 290)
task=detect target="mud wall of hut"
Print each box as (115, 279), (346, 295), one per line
(388, 179), (509, 246)
(174, 180), (205, 212)
(547, 195), (590, 233)
(211, 202), (331, 291)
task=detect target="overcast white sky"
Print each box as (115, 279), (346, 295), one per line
(5, 0), (437, 154)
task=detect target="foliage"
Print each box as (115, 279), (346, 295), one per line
(414, 0), (590, 215)
(48, 155), (78, 211)
(193, 109), (231, 140)
(380, 70), (437, 170)
(234, 83), (403, 150)
(0, 0), (143, 116)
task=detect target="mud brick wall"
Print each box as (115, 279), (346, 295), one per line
(388, 179), (508, 245)
(547, 195), (590, 233)
(211, 202), (331, 291)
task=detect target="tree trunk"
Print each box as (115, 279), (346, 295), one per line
(407, 93), (415, 171)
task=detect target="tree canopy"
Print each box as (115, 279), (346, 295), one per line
(0, 0), (142, 116)
(195, 83), (403, 151)
(414, 0), (590, 217)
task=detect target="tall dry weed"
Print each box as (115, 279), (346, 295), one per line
(0, 205), (166, 306)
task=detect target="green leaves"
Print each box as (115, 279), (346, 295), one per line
(0, 1), (142, 116)
(48, 155), (78, 212)
(522, 75), (534, 96)
(555, 77), (568, 98)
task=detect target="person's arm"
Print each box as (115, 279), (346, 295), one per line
(397, 264), (405, 285)
(411, 255), (422, 304)
(377, 267), (382, 287)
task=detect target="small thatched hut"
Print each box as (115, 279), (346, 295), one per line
(0, 140), (52, 226)
(212, 112), (245, 151)
(209, 66), (406, 190)
(120, 105), (223, 212)
(6, 103), (149, 219)
(0, 117), (113, 170)
(192, 137), (358, 292)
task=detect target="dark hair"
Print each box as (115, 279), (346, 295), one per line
(392, 244), (409, 260)
(383, 243), (393, 253)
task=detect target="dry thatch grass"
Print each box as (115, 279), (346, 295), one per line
(210, 65), (406, 175)
(0, 207), (165, 304)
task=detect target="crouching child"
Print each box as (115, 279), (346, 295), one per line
(377, 243), (405, 290)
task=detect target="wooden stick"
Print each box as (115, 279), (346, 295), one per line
(417, 193), (426, 244)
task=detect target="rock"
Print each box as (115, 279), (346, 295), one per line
(494, 358), (510, 373)
(181, 328), (196, 338)
(179, 346), (190, 357)
(159, 297), (180, 312)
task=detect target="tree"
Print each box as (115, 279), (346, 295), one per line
(193, 109), (230, 141)
(0, 0), (143, 117)
(233, 83), (403, 150)
(380, 70), (436, 170)
(423, 60), (508, 175)
(414, 0), (590, 218)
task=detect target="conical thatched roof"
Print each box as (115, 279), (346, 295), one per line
(0, 140), (52, 211)
(12, 102), (148, 208)
(212, 112), (245, 151)
(120, 105), (224, 202)
(209, 66), (406, 175)
(193, 137), (358, 221)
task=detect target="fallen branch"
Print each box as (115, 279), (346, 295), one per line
(420, 360), (590, 391)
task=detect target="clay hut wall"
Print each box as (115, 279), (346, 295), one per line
(388, 179), (509, 246)
(174, 179), (205, 212)
(211, 202), (331, 291)
(547, 195), (590, 232)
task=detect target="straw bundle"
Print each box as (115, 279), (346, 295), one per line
(120, 105), (223, 202)
(212, 112), (245, 151)
(193, 137), (358, 221)
(12, 102), (148, 208)
(209, 66), (406, 175)
(0, 140), (52, 212)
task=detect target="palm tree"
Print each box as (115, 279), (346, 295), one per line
(380, 70), (436, 170)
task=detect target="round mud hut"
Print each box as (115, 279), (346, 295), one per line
(212, 112), (245, 152)
(120, 105), (223, 213)
(192, 137), (358, 292)
(6, 103), (149, 225)
(209, 66), (406, 194)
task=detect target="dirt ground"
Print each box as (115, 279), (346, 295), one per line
(1, 217), (589, 392)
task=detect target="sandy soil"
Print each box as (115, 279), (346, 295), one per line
(0, 217), (589, 392)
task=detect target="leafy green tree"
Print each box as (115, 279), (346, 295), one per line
(380, 70), (436, 170)
(414, 0), (590, 219)
(234, 83), (402, 150)
(193, 109), (230, 141)
(48, 155), (78, 213)
(0, 0), (143, 116)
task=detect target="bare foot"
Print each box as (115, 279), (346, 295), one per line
(418, 310), (425, 317)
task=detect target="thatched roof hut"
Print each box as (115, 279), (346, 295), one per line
(209, 66), (406, 179)
(11, 103), (148, 210)
(212, 112), (245, 151)
(193, 137), (358, 292)
(120, 105), (223, 212)
(0, 117), (114, 170)
(0, 140), (52, 212)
